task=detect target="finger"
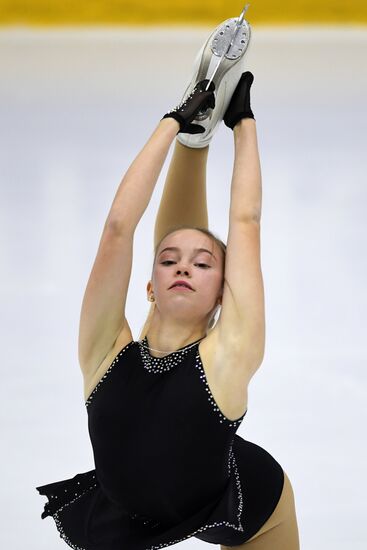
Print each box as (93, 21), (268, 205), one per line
(241, 72), (254, 86)
(187, 123), (205, 134)
(201, 91), (216, 110)
(204, 80), (215, 92)
(208, 93), (215, 109)
(197, 79), (215, 93)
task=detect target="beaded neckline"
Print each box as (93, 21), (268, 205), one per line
(139, 335), (204, 358)
(137, 335), (204, 374)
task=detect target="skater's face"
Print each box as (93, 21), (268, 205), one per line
(148, 229), (224, 326)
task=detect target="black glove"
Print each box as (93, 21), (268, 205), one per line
(162, 79), (215, 134)
(224, 71), (255, 130)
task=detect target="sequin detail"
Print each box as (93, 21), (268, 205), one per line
(194, 350), (247, 428)
(42, 447), (244, 550)
(141, 442), (244, 550)
(165, 81), (204, 115)
(53, 511), (87, 550)
(40, 474), (98, 550)
(137, 336), (201, 374)
(129, 512), (162, 530)
(85, 340), (135, 408)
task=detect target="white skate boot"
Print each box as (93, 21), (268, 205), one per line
(176, 4), (252, 148)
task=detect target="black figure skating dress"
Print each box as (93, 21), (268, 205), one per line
(36, 337), (284, 549)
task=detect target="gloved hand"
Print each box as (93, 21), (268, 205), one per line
(224, 71), (255, 130)
(162, 79), (215, 134)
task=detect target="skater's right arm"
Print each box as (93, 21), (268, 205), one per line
(78, 119), (179, 377)
(78, 82), (215, 377)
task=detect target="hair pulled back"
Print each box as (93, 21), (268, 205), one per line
(138, 225), (226, 340)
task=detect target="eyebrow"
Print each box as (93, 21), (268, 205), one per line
(158, 246), (217, 261)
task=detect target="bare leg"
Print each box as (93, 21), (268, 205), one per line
(153, 140), (210, 249)
(220, 472), (300, 550)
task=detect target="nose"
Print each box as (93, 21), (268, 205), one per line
(176, 268), (190, 275)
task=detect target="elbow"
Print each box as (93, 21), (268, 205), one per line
(246, 211), (261, 224)
(234, 209), (261, 225)
(105, 217), (134, 236)
(230, 200), (262, 225)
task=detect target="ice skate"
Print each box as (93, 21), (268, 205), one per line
(176, 4), (252, 148)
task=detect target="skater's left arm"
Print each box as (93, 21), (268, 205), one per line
(216, 118), (264, 378)
(230, 118), (262, 221)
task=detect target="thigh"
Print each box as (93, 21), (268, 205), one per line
(221, 471), (300, 550)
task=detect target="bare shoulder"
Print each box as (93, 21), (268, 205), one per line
(198, 324), (251, 421)
(83, 321), (134, 403)
(200, 321), (260, 382)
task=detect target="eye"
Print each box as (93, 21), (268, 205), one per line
(161, 260), (209, 268)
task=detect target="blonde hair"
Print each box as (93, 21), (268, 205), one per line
(138, 225), (226, 341)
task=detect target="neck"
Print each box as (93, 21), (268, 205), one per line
(143, 308), (210, 357)
(144, 329), (206, 357)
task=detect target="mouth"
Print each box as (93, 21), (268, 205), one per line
(169, 282), (194, 291)
(170, 286), (192, 291)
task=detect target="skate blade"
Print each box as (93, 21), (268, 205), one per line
(194, 17), (251, 121)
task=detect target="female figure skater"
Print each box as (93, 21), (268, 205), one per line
(36, 12), (300, 550)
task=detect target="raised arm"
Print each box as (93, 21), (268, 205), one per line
(78, 118), (179, 379)
(216, 78), (265, 379)
(78, 81), (215, 379)
(229, 118), (262, 223)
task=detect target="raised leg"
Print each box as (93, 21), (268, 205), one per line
(220, 472), (300, 550)
(153, 139), (210, 249)
(138, 139), (211, 340)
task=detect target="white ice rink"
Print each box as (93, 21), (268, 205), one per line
(1, 25), (366, 549)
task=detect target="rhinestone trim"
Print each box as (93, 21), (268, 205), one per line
(42, 476), (98, 550)
(80, 338), (247, 547)
(53, 511), (87, 550)
(194, 350), (247, 427)
(41, 450), (244, 549)
(165, 81), (204, 115)
(137, 336), (202, 374)
(141, 442), (244, 549)
(85, 340), (135, 408)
